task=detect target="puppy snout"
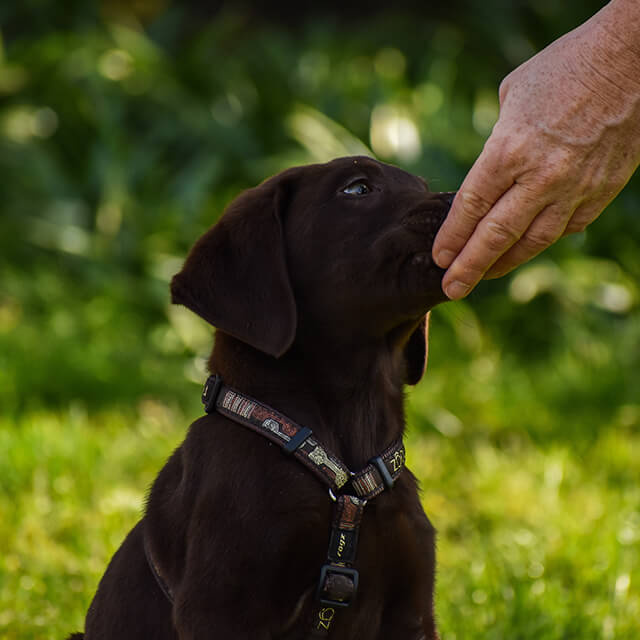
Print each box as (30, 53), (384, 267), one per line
(402, 192), (456, 236)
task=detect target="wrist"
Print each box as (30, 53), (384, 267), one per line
(603, 0), (640, 57)
(566, 1), (640, 126)
(587, 0), (640, 80)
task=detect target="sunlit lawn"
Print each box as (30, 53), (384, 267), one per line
(2, 392), (638, 639)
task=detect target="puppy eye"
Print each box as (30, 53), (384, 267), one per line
(342, 181), (370, 196)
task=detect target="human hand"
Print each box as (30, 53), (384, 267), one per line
(433, 0), (640, 300)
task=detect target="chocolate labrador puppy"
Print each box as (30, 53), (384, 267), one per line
(74, 156), (453, 639)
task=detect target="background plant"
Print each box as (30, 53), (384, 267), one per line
(1, 1), (638, 638)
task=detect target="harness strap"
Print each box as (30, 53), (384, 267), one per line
(203, 375), (352, 491)
(352, 439), (406, 500)
(201, 375), (405, 639)
(144, 375), (406, 638)
(310, 494), (365, 637)
(202, 375), (405, 499)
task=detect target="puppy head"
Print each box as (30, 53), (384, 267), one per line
(171, 156), (453, 384)
(283, 156), (451, 331)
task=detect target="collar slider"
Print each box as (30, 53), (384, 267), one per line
(202, 375), (223, 413)
(370, 455), (395, 490)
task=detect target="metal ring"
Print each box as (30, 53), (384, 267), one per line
(328, 488), (337, 502)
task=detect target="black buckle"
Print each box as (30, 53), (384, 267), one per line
(202, 375), (223, 413)
(283, 426), (312, 454)
(316, 564), (359, 608)
(370, 455), (395, 490)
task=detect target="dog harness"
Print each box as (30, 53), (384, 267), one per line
(144, 374), (406, 638)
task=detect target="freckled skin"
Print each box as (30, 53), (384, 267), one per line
(433, 0), (640, 299)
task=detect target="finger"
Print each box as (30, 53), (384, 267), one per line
(433, 138), (515, 269)
(562, 200), (604, 236)
(440, 182), (549, 299)
(484, 194), (609, 280)
(484, 203), (573, 279)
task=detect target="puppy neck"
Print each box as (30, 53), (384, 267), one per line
(208, 331), (408, 470)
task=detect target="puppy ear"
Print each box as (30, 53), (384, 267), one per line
(170, 182), (296, 358)
(404, 312), (430, 385)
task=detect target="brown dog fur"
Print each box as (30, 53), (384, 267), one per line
(76, 156), (452, 639)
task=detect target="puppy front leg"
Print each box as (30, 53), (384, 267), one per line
(171, 549), (288, 640)
(173, 594), (273, 640)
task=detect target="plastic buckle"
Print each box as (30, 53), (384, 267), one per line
(316, 564), (359, 608)
(201, 375), (223, 413)
(283, 426), (312, 454)
(370, 455), (395, 490)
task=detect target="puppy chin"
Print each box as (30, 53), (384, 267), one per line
(410, 252), (433, 267)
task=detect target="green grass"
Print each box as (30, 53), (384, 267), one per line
(406, 427), (640, 638)
(2, 394), (638, 639)
(0, 401), (184, 638)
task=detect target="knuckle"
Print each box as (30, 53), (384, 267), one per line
(542, 149), (578, 183)
(564, 206), (601, 235)
(493, 139), (533, 175)
(564, 219), (589, 235)
(484, 219), (522, 250)
(498, 78), (508, 104)
(524, 170), (561, 193)
(599, 178), (624, 204)
(459, 190), (493, 221)
(462, 262), (486, 281)
(521, 225), (561, 251)
(498, 72), (515, 104)
(485, 134), (513, 163)
(447, 261), (485, 287)
(532, 172), (557, 192)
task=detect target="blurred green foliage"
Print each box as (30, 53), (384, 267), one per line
(1, 1), (639, 638)
(1, 0), (639, 423)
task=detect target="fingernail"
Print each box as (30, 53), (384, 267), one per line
(444, 280), (471, 300)
(434, 249), (456, 268)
